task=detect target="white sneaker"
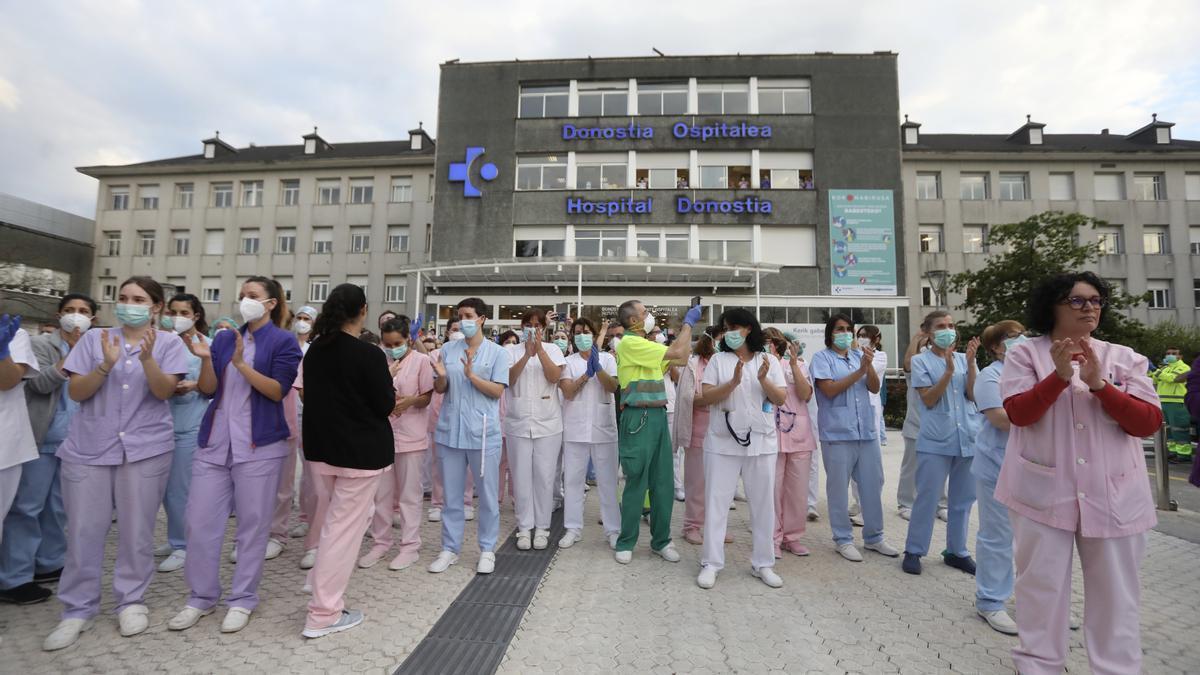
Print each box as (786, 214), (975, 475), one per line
(288, 522), (310, 538)
(898, 507), (912, 521)
(850, 514), (865, 527)
(477, 552), (496, 574)
(158, 549), (187, 573)
(43, 618), (92, 651)
(302, 609), (364, 639)
(559, 530), (581, 549)
(358, 547), (387, 569)
(608, 533), (619, 550)
(117, 604), (150, 637)
(168, 605), (212, 631)
(299, 548), (318, 570)
(674, 489), (685, 502)
(392, 512), (403, 528)
(264, 538), (285, 560)
(752, 566), (783, 588)
(614, 550), (632, 564)
(652, 543), (680, 563)
(428, 550), (459, 573)
(228, 546), (238, 564)
(427, 507), (442, 522)
(301, 582), (312, 594)
(936, 507), (949, 522)
(516, 530), (532, 551)
(806, 506), (819, 522)
(220, 607), (251, 633)
(978, 608), (1019, 635)
(865, 540), (900, 557)
(464, 506), (475, 521)
(389, 552), (419, 571)
(697, 565), (718, 589)
(532, 529), (549, 550)
(848, 502), (862, 517)
(154, 543), (174, 557)
(836, 543), (864, 562)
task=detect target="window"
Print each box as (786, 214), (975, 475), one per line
(317, 180), (340, 205)
(103, 231), (121, 256)
(211, 183), (233, 208)
(919, 225), (944, 253)
(280, 179), (300, 206)
(998, 173), (1029, 201)
(204, 230), (223, 255)
(699, 166), (728, 189)
(915, 173), (941, 200)
(698, 239), (752, 262)
(347, 275), (368, 297)
(171, 230), (189, 256)
(1049, 173), (1075, 200)
(697, 81), (749, 114)
(1133, 173), (1166, 201)
(384, 276), (406, 303)
(276, 229), (296, 254)
(959, 173), (989, 200)
(665, 233), (689, 259)
(110, 186), (129, 210)
(1190, 227), (1200, 255)
(390, 176), (413, 202)
(308, 277), (330, 303)
(100, 280), (117, 302)
(636, 234), (659, 258)
(963, 225), (987, 253)
(634, 153), (690, 189)
(576, 156), (627, 189)
(277, 277), (293, 302)
(577, 82), (628, 117)
(138, 185), (159, 209)
(175, 183), (194, 209)
(350, 227), (371, 253)
(201, 279), (221, 304)
(518, 84), (569, 118)
(349, 179), (374, 204)
(514, 238), (565, 258)
(516, 155), (567, 190)
(635, 231), (690, 259)
(1143, 226), (1170, 255)
(757, 79), (811, 114)
(1097, 227), (1124, 255)
(1147, 280), (1173, 309)
(1195, 279), (1200, 308)
(388, 226), (410, 253)
(239, 229), (260, 255)
(921, 282), (938, 307)
(1187, 173), (1200, 200)
(312, 228), (333, 254)
(240, 181), (263, 207)
(1094, 173), (1125, 200)
(137, 231), (155, 256)
(636, 81), (687, 115)
(574, 229), (627, 257)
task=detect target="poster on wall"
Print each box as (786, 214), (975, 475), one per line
(828, 189), (897, 296)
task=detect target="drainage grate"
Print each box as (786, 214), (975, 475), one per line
(395, 508), (566, 675)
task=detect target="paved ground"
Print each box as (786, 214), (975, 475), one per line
(2, 431), (1198, 674)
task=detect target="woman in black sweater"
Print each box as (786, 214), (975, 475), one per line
(299, 283), (394, 639)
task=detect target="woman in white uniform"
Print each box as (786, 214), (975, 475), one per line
(504, 309), (565, 550)
(696, 308), (787, 590)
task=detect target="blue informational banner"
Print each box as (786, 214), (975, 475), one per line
(828, 189), (897, 296)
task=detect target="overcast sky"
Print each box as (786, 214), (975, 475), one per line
(1, 0), (1197, 218)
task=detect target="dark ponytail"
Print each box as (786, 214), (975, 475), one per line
(244, 276), (289, 328)
(310, 283), (366, 343)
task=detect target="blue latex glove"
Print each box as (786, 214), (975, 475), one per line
(682, 304), (703, 328)
(0, 314), (20, 361)
(586, 345), (600, 377)
(410, 313), (423, 341)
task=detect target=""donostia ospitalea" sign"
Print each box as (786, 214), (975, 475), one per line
(561, 121), (773, 142)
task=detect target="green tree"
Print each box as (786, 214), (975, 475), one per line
(946, 211), (1146, 344)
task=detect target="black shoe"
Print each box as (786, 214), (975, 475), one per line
(0, 581), (53, 605)
(901, 552), (922, 575)
(33, 567), (63, 584)
(944, 552), (977, 575)
(1169, 453), (1192, 464)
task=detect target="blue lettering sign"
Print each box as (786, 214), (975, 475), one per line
(675, 196), (773, 214)
(566, 197), (653, 215)
(562, 123), (654, 140)
(671, 121), (773, 141)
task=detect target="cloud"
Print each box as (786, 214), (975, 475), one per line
(0, 0), (1197, 217)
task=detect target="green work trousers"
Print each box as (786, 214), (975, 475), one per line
(616, 406), (674, 552)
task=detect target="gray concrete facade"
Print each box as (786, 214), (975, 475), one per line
(0, 192), (95, 325)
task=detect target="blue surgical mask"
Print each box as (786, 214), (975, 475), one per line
(832, 333), (853, 351)
(933, 328), (957, 349)
(460, 320), (478, 338)
(574, 334), (593, 352)
(723, 331), (746, 350)
(554, 339), (569, 354)
(115, 303), (152, 328)
(390, 345), (408, 360)
(1164, 355), (1179, 364)
(1003, 335), (1028, 352)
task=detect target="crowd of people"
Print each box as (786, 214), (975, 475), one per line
(0, 270), (1166, 673)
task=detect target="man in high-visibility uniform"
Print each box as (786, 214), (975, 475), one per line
(1152, 346), (1192, 462)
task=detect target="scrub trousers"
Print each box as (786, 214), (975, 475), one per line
(163, 431), (197, 551)
(821, 440), (885, 547)
(974, 476), (1013, 612)
(904, 452), (975, 557)
(0, 444), (66, 590)
(774, 450), (812, 551)
(437, 444), (500, 554)
(615, 407), (673, 553)
(701, 452), (776, 571)
(898, 435), (947, 511)
(1164, 402), (1192, 457)
(563, 441), (620, 536)
(305, 467), (381, 630)
(366, 451), (424, 563)
(507, 434), (562, 533)
(682, 444), (706, 538)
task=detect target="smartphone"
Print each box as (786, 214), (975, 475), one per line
(690, 296), (702, 309)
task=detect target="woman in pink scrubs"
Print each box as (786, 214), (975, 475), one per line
(997, 271), (1161, 675)
(44, 276), (190, 650)
(673, 327), (726, 545)
(765, 327), (816, 557)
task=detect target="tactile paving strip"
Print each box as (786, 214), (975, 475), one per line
(395, 508), (566, 675)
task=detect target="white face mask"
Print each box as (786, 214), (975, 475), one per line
(169, 316), (195, 334)
(610, 336), (622, 352)
(239, 297), (268, 323)
(857, 337), (873, 350)
(448, 331), (466, 342)
(59, 313), (92, 334)
(643, 313), (656, 334)
(654, 332), (667, 344)
(294, 320), (312, 335)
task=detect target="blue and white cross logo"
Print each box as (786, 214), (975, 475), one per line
(448, 146), (498, 198)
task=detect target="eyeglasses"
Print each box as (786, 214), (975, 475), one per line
(1062, 296), (1106, 310)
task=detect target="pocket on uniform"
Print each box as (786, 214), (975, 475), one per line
(59, 461), (90, 484)
(922, 411), (955, 444)
(1008, 455), (1060, 511)
(1107, 467), (1152, 528)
